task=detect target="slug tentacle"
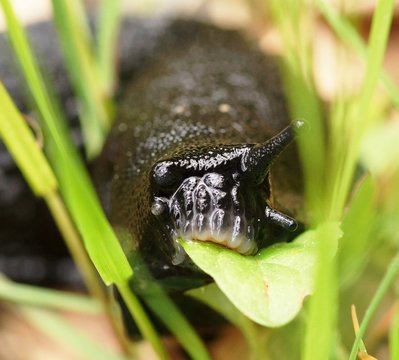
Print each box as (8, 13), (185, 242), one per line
(243, 120), (304, 184)
(265, 205), (298, 231)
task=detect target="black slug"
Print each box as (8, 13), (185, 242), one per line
(0, 18), (303, 288)
(96, 21), (304, 285)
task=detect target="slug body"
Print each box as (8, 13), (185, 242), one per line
(98, 21), (303, 285)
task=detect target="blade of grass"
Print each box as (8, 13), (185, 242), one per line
(118, 283), (170, 360)
(0, 81), (98, 297)
(306, 0), (394, 357)
(0, 0), (75, 158)
(0, 276), (100, 314)
(0, 79), (134, 355)
(51, 0), (113, 158)
(127, 253), (211, 360)
(266, 1), (338, 358)
(0, 81), (57, 196)
(267, 0), (325, 218)
(280, 64), (325, 215)
(0, 0), (131, 290)
(338, 176), (375, 288)
(0, 3), (167, 356)
(333, 1), (396, 355)
(22, 306), (128, 360)
(349, 254), (399, 360)
(187, 283), (264, 359)
(390, 303), (399, 360)
(315, 0), (399, 109)
(302, 224), (338, 360)
(142, 292), (211, 360)
(351, 305), (368, 355)
(327, 0), (395, 219)
(97, 0), (122, 95)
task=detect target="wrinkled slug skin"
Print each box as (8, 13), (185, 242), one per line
(96, 21), (303, 284)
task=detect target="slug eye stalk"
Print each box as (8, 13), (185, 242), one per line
(245, 119), (303, 233)
(265, 205), (298, 231)
(243, 120), (304, 184)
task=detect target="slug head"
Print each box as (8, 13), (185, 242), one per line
(149, 121), (303, 262)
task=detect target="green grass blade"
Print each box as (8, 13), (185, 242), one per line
(338, 176), (375, 288)
(304, 0), (395, 357)
(0, 276), (100, 314)
(302, 225), (339, 360)
(0, 81), (57, 196)
(267, 0), (325, 217)
(0, 79), (114, 300)
(328, 0), (395, 219)
(355, 0), (395, 123)
(187, 284), (264, 358)
(97, 0), (122, 94)
(330, 0), (397, 356)
(390, 304), (399, 360)
(0, 0), (75, 158)
(0, 0), (132, 286)
(55, 166), (133, 285)
(349, 254), (399, 360)
(51, 0), (112, 158)
(0, 3), (163, 355)
(128, 253), (211, 360)
(315, 0), (399, 109)
(266, 1), (339, 358)
(281, 65), (325, 214)
(0, 77), (133, 354)
(118, 283), (169, 360)
(142, 292), (211, 360)
(301, 0), (394, 354)
(22, 306), (128, 360)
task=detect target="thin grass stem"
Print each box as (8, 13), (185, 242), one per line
(349, 254), (399, 360)
(118, 283), (169, 360)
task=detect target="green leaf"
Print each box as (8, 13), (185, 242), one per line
(180, 223), (341, 327)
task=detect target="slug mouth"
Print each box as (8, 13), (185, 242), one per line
(151, 173), (259, 257)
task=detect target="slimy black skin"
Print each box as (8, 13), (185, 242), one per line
(97, 21), (304, 286)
